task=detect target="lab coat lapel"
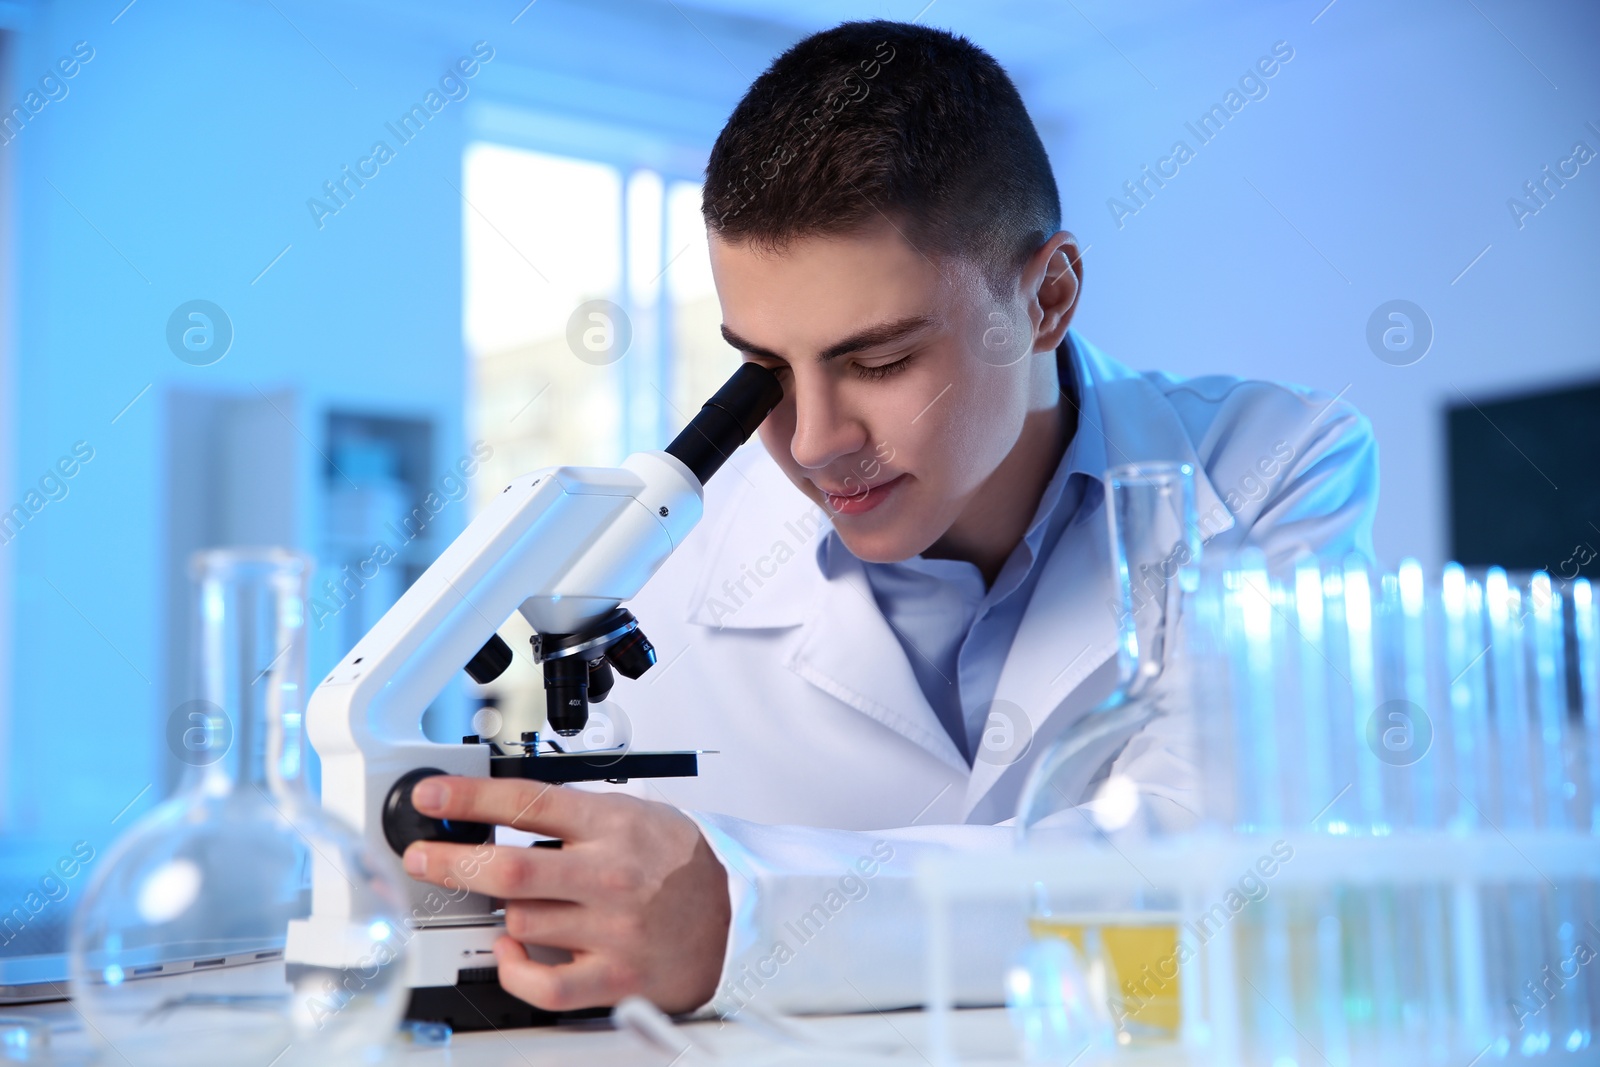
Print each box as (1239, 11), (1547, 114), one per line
(785, 550), (969, 773)
(960, 510), (1120, 818)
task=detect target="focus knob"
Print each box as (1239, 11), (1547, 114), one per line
(381, 767), (493, 857)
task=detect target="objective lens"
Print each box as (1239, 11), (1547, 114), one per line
(543, 655), (589, 736)
(606, 627), (657, 679)
(586, 658), (616, 703)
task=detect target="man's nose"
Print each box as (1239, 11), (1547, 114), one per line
(787, 373), (866, 472)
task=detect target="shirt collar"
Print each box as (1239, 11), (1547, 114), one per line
(1056, 329), (1108, 519)
(1031, 329), (1106, 533)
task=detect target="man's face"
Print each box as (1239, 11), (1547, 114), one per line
(708, 221), (1059, 564)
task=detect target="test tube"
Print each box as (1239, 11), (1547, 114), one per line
(1573, 579), (1600, 1045)
(1528, 572), (1569, 829)
(1441, 565), (1491, 1048)
(1575, 579), (1600, 835)
(1442, 565), (1492, 827)
(1320, 565), (1360, 836)
(1528, 573), (1593, 1053)
(1346, 561), (1411, 1051)
(1284, 561), (1353, 1065)
(1344, 559), (1384, 833)
(1226, 549), (1280, 832)
(1403, 563), (1454, 1054)
(1294, 558), (1334, 831)
(1486, 569), (1552, 1056)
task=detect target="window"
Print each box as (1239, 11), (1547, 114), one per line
(462, 143), (737, 516)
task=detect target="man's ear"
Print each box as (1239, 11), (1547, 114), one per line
(1022, 231), (1083, 354)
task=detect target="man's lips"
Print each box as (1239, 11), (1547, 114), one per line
(816, 473), (907, 516)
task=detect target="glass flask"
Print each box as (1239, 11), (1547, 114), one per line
(1013, 461), (1202, 1047)
(1017, 461), (1203, 835)
(69, 548), (410, 1066)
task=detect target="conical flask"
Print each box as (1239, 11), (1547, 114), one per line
(69, 548), (411, 1066)
(1016, 460), (1203, 840)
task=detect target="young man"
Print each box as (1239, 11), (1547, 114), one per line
(399, 20), (1377, 1017)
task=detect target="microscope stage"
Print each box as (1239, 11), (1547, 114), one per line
(488, 749), (699, 784)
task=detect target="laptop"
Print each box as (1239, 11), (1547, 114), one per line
(0, 839), (282, 1004)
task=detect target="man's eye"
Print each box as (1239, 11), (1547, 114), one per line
(854, 354), (915, 382)
(745, 358), (790, 379)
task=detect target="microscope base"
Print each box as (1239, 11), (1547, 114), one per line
(400, 922), (609, 1031)
(404, 968), (607, 1031)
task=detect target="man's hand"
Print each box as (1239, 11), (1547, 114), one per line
(401, 777), (731, 1014)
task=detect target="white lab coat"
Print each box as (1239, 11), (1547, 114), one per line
(607, 332), (1378, 1016)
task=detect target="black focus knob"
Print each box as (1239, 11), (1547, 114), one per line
(381, 767), (493, 857)
(464, 634), (514, 684)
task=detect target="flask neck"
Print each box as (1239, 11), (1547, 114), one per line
(192, 549), (313, 799)
(1013, 463), (1203, 842)
(1106, 462), (1199, 696)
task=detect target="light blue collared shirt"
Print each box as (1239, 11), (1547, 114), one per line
(820, 334), (1108, 764)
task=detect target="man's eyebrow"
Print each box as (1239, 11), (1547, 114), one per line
(720, 315), (935, 364)
(720, 324), (783, 362)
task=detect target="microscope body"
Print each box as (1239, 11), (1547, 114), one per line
(287, 454), (699, 1010)
(287, 363), (782, 1030)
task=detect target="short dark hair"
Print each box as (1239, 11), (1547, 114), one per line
(703, 20), (1061, 301)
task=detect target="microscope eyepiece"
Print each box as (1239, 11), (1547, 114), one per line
(664, 362), (783, 486)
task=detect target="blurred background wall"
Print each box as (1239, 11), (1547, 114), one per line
(0, 0), (1595, 842)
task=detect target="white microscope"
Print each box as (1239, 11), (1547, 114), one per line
(285, 363), (782, 1030)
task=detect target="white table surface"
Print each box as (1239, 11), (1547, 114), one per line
(5, 993), (1090, 1065)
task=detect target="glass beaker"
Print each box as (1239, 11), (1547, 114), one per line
(69, 548), (411, 1066)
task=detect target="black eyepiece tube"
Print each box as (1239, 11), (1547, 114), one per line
(664, 363), (783, 486)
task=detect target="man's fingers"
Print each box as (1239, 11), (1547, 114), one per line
(410, 775), (593, 838)
(403, 839), (573, 900)
(494, 936), (641, 1012)
(502, 898), (592, 950)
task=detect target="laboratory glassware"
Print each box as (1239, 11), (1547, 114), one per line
(69, 548), (411, 1066)
(1013, 461), (1202, 1046)
(1002, 528), (1600, 1063)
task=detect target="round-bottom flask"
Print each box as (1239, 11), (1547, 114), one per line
(69, 549), (410, 1065)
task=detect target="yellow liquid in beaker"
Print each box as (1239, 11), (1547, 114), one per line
(1028, 913), (1182, 1039)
